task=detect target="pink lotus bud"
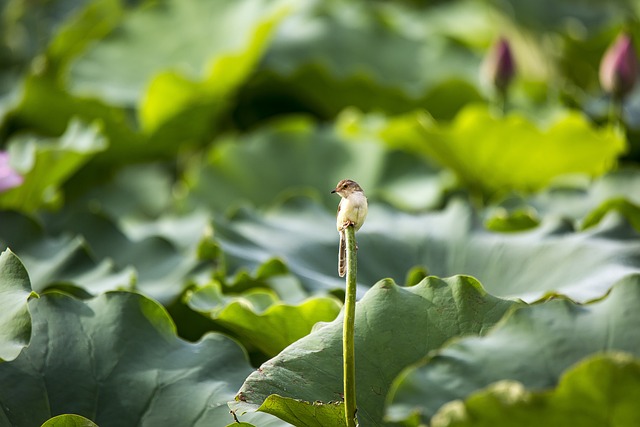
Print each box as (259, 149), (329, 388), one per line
(0, 151), (23, 192)
(484, 37), (516, 94)
(599, 33), (638, 99)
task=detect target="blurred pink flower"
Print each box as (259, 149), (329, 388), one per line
(484, 37), (516, 94)
(599, 33), (638, 99)
(0, 151), (23, 192)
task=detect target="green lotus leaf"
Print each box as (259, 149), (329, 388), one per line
(0, 211), (134, 296)
(237, 0), (487, 121)
(187, 282), (341, 357)
(377, 104), (626, 196)
(0, 249), (37, 362)
(483, 207), (540, 232)
(40, 414), (99, 427)
(388, 275), (640, 425)
(0, 119), (107, 212)
(184, 115), (448, 213)
(212, 197), (640, 302)
(0, 290), (286, 426)
(6, 0), (290, 188)
(69, 0), (287, 104)
(581, 198), (640, 231)
(430, 352), (640, 427)
(498, 0), (624, 33)
(255, 395), (345, 427)
(69, 163), (175, 220)
(521, 169), (640, 230)
(10, 74), (143, 159)
(187, 283), (279, 315)
(0, 0), (105, 107)
(0, 208), (213, 303)
(45, 0), (126, 73)
(40, 209), (208, 304)
(220, 260), (309, 304)
(68, 0), (291, 138)
(230, 276), (519, 426)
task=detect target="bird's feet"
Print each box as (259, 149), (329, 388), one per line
(340, 220), (356, 230)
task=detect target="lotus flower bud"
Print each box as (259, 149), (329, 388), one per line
(599, 33), (638, 99)
(0, 151), (23, 192)
(483, 37), (516, 95)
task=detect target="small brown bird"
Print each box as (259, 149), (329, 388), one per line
(331, 179), (368, 277)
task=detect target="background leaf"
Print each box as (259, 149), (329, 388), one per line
(378, 105), (626, 196)
(388, 275), (640, 425)
(0, 119), (107, 212)
(0, 210), (133, 296)
(235, 0), (488, 124)
(68, 0), (290, 107)
(186, 284), (341, 357)
(40, 414), (100, 427)
(212, 197), (640, 302)
(431, 353), (640, 427)
(0, 249), (36, 362)
(183, 115), (447, 213)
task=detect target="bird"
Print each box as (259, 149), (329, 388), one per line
(331, 179), (368, 277)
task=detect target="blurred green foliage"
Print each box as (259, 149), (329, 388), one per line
(1, 0), (640, 426)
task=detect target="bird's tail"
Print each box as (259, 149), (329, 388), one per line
(338, 230), (346, 277)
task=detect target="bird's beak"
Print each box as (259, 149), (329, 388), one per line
(331, 189), (337, 194)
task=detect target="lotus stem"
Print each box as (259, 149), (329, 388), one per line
(343, 225), (357, 427)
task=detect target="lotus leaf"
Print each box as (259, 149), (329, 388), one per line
(378, 104), (625, 195)
(0, 119), (107, 212)
(389, 275), (640, 424)
(430, 353), (640, 427)
(230, 276), (518, 426)
(212, 197), (640, 302)
(0, 250), (37, 362)
(0, 290), (284, 426)
(187, 283), (341, 357)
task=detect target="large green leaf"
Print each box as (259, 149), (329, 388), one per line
(430, 352), (640, 427)
(41, 414), (99, 427)
(40, 209), (209, 304)
(255, 395), (345, 427)
(0, 119), (107, 212)
(377, 104), (626, 196)
(69, 0), (287, 105)
(0, 290), (285, 426)
(186, 282), (341, 357)
(0, 249), (37, 362)
(68, 0), (291, 138)
(45, 0), (127, 75)
(497, 0), (628, 33)
(230, 276), (519, 426)
(520, 169), (640, 229)
(184, 115), (448, 214)
(0, 0), (99, 103)
(236, 0), (488, 122)
(388, 275), (640, 425)
(67, 163), (175, 221)
(6, 0), (290, 186)
(582, 198), (640, 231)
(0, 211), (133, 296)
(212, 197), (640, 302)
(0, 207), (213, 303)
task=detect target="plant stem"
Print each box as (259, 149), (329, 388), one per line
(609, 96), (623, 130)
(343, 225), (357, 427)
